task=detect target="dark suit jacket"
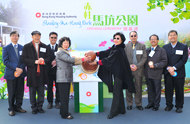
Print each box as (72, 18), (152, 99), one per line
(125, 41), (147, 77)
(21, 41), (51, 87)
(163, 42), (188, 78)
(3, 43), (26, 80)
(47, 44), (58, 76)
(144, 45), (167, 80)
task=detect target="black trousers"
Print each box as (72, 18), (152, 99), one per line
(29, 83), (44, 110)
(7, 77), (24, 111)
(47, 75), (60, 103)
(110, 76), (126, 116)
(164, 73), (185, 109)
(58, 83), (70, 117)
(146, 78), (161, 108)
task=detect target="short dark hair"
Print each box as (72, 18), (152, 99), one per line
(129, 31), (138, 36)
(149, 34), (159, 40)
(31, 30), (41, 36)
(168, 30), (178, 36)
(10, 31), (19, 37)
(58, 37), (71, 48)
(49, 32), (58, 37)
(113, 32), (126, 42)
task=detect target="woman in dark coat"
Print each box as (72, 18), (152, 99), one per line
(90, 32), (136, 119)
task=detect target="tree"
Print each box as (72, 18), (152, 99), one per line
(0, 0), (23, 27)
(147, 0), (190, 23)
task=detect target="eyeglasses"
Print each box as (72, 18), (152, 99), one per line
(130, 35), (137, 37)
(150, 39), (157, 41)
(50, 37), (57, 39)
(114, 38), (120, 40)
(169, 34), (177, 37)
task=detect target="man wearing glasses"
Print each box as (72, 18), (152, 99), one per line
(124, 31), (147, 111)
(47, 32), (60, 109)
(144, 34), (167, 111)
(163, 30), (188, 113)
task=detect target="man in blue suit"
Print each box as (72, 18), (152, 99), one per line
(163, 30), (188, 113)
(3, 31), (27, 116)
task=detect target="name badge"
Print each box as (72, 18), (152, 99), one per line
(54, 52), (57, 56)
(19, 51), (22, 55)
(176, 50), (183, 55)
(149, 51), (155, 57)
(136, 50), (143, 55)
(40, 47), (46, 53)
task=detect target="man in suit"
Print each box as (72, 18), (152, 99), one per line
(21, 31), (50, 114)
(47, 32), (60, 109)
(124, 31), (147, 110)
(3, 31), (27, 116)
(163, 30), (188, 113)
(144, 34), (167, 111)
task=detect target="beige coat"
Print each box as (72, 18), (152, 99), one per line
(124, 42), (147, 77)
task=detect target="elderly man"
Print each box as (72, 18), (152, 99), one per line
(21, 31), (50, 114)
(144, 34), (167, 111)
(125, 31), (147, 110)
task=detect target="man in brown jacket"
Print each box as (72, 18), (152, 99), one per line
(124, 31), (147, 110)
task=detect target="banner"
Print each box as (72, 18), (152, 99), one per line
(0, 0), (190, 99)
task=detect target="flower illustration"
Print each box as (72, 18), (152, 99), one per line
(99, 41), (107, 47)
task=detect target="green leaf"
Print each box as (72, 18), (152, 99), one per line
(147, 8), (152, 11)
(185, 2), (190, 10)
(170, 11), (178, 17)
(164, 1), (169, 5)
(161, 6), (165, 10)
(173, 17), (179, 23)
(147, 2), (152, 6)
(158, 2), (163, 7)
(179, 14), (184, 20)
(150, 0), (156, 3)
(152, 4), (156, 9)
(168, 0), (173, 3)
(157, 2), (161, 6)
(175, 8), (182, 13)
(177, 3), (184, 9)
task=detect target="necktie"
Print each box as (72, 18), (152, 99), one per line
(172, 47), (174, 53)
(151, 48), (154, 51)
(14, 45), (18, 58)
(132, 44), (135, 49)
(52, 46), (54, 51)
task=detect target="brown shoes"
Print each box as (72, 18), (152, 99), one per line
(9, 111), (15, 116)
(9, 109), (26, 116)
(15, 109), (27, 113)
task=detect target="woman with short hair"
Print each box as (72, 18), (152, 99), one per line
(56, 37), (90, 119)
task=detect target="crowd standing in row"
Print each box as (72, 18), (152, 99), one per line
(2, 30), (188, 119)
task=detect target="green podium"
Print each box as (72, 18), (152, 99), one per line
(74, 82), (103, 113)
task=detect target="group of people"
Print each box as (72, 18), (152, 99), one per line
(2, 30), (188, 119)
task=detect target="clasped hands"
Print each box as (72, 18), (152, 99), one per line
(35, 58), (44, 65)
(130, 64), (137, 71)
(15, 67), (23, 77)
(167, 66), (175, 76)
